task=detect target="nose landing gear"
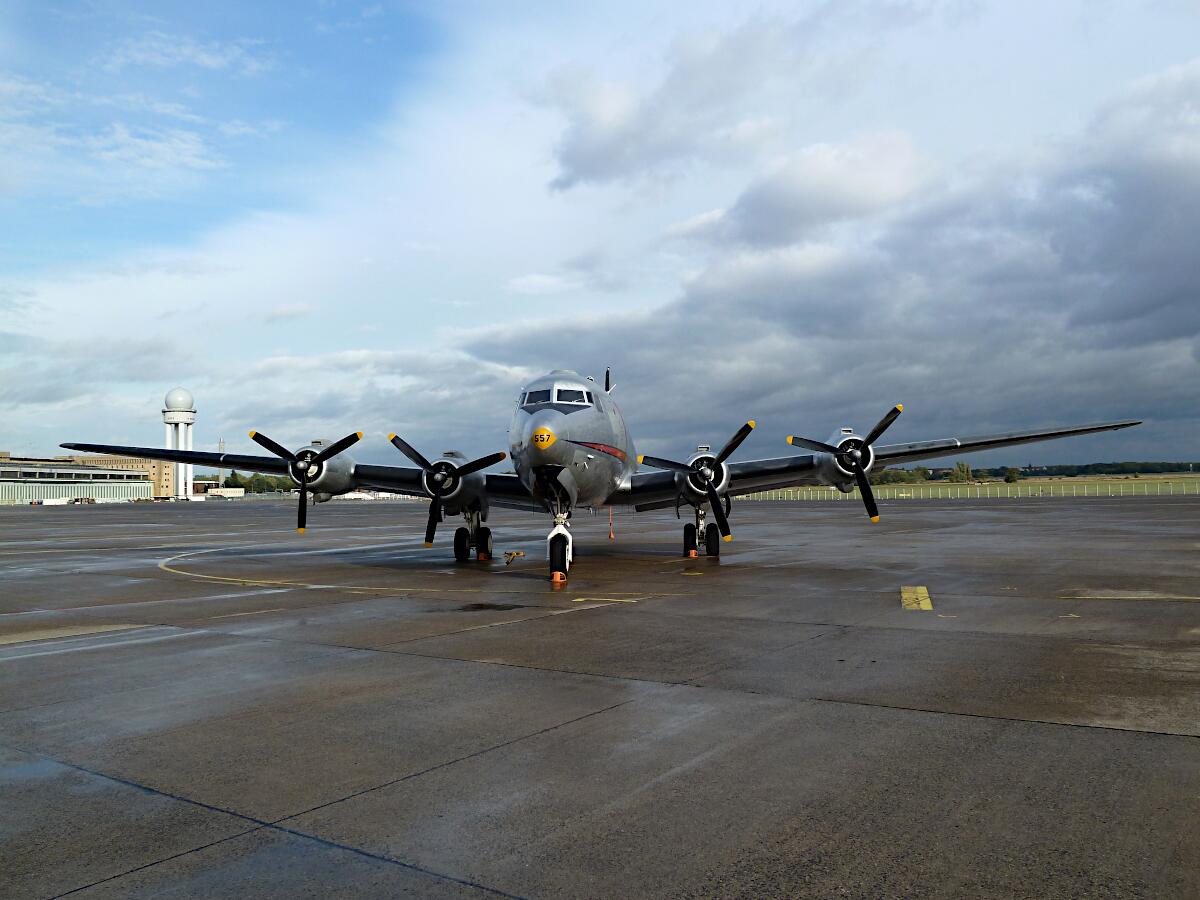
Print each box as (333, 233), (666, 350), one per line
(547, 510), (572, 583)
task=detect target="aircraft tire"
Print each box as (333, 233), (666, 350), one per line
(549, 534), (568, 577)
(683, 523), (697, 556)
(476, 526), (493, 561)
(453, 526), (471, 562)
(704, 523), (721, 557)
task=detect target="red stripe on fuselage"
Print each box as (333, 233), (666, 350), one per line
(569, 440), (628, 462)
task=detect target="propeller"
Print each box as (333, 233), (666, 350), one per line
(637, 420), (755, 542)
(248, 430), (363, 533)
(388, 433), (506, 546)
(786, 404), (903, 523)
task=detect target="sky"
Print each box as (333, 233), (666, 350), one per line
(1, 0), (1198, 468)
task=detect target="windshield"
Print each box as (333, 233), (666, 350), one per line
(524, 389), (552, 405)
(556, 388), (587, 403)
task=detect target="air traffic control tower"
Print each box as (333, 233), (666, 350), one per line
(163, 387), (196, 500)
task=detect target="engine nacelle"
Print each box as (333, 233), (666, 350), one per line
(424, 451), (488, 514)
(287, 440), (356, 496)
(814, 428), (875, 488)
(675, 450), (731, 503)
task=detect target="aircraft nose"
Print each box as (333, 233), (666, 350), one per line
(523, 410), (566, 461)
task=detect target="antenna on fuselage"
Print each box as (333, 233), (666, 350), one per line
(604, 367), (612, 393)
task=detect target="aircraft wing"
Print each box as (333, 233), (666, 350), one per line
(60, 442), (292, 476)
(60, 441), (539, 509)
(871, 419), (1142, 466)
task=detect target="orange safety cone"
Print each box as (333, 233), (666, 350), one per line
(687, 549), (698, 558)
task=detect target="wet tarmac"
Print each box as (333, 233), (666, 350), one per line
(2, 496), (1198, 898)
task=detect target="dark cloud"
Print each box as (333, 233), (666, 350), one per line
(467, 59), (1200, 463)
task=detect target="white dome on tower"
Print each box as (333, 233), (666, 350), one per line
(164, 387), (195, 411)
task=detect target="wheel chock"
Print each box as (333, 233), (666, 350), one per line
(550, 571), (568, 585)
(687, 550), (698, 558)
(477, 553), (490, 562)
(503, 551), (525, 566)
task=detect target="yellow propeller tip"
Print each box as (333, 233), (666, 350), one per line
(637, 455), (644, 464)
(297, 527), (306, 534)
(248, 430), (256, 438)
(387, 432), (396, 441)
(870, 516), (880, 523)
(786, 435), (794, 445)
(423, 541), (433, 548)
(723, 534), (733, 543)
(355, 431), (363, 439)
(896, 404), (904, 412)
(747, 419), (756, 429)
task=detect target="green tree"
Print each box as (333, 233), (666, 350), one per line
(948, 461), (973, 483)
(1003, 467), (1020, 483)
(247, 473), (272, 493)
(224, 471), (244, 489)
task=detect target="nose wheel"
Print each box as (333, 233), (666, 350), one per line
(547, 511), (572, 583)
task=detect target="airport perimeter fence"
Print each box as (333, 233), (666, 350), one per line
(739, 480), (1200, 502)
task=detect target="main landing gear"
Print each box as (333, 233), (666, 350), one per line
(682, 506), (721, 558)
(453, 509), (493, 563)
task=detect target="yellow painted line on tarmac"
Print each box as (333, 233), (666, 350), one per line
(204, 608), (288, 620)
(900, 585), (933, 611)
(571, 597), (638, 603)
(157, 548), (649, 597)
(1059, 591), (1200, 602)
(0, 624), (146, 646)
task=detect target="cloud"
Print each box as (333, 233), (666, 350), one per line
(263, 303), (315, 322)
(674, 131), (926, 246)
(506, 273), (582, 295)
(103, 32), (273, 76)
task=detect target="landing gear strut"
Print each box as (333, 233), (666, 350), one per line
(453, 509), (493, 563)
(547, 510), (572, 583)
(682, 505), (721, 558)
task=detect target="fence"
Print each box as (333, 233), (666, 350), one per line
(740, 480), (1200, 502)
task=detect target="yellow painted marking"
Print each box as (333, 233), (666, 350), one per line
(572, 597), (638, 603)
(530, 427), (557, 450)
(900, 585), (933, 610)
(157, 548), (649, 596)
(683, 572), (704, 576)
(1058, 591), (1200, 602)
(0, 624), (146, 646)
(205, 608), (287, 620)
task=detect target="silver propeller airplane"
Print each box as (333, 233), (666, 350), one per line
(63, 368), (1139, 582)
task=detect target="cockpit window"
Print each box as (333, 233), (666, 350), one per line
(524, 389), (552, 405)
(585, 391), (593, 403)
(556, 388), (587, 403)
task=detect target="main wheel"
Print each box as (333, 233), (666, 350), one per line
(475, 526), (493, 561)
(453, 526), (471, 562)
(704, 523), (721, 557)
(549, 534), (568, 579)
(682, 522), (697, 556)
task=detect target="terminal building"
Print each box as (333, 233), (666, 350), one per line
(0, 452), (155, 505)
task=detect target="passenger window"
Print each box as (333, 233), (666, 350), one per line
(557, 389), (586, 403)
(524, 389), (552, 405)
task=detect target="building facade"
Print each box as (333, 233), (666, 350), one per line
(57, 453), (174, 498)
(0, 453), (154, 505)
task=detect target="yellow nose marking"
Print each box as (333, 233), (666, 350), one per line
(531, 427), (557, 450)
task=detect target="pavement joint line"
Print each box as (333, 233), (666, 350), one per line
(5, 741), (525, 900)
(900, 585), (934, 610)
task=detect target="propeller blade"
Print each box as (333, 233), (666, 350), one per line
(705, 481), (732, 542)
(249, 430), (294, 461)
(637, 454), (694, 475)
(715, 420), (755, 465)
(424, 495), (441, 547)
(456, 451), (507, 478)
(863, 404), (904, 447)
(297, 472), (308, 533)
(315, 431), (363, 464)
(388, 433), (434, 471)
(852, 466), (879, 522)
(785, 435), (841, 454)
